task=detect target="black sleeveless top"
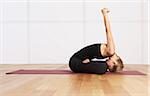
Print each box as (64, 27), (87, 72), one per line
(72, 43), (106, 61)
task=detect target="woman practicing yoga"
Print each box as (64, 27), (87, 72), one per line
(69, 8), (124, 74)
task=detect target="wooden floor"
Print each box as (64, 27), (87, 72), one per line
(0, 64), (149, 96)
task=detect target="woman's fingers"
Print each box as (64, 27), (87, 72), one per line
(101, 8), (110, 14)
(82, 59), (90, 63)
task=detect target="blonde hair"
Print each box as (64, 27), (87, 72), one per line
(116, 57), (124, 71)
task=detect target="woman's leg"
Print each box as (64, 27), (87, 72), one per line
(78, 61), (108, 74)
(69, 57), (108, 74)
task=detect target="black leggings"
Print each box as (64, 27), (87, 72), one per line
(69, 57), (108, 74)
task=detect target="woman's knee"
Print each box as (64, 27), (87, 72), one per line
(69, 57), (81, 72)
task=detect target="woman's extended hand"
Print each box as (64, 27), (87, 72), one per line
(82, 59), (90, 64)
(101, 8), (110, 14)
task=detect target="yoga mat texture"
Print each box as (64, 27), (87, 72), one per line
(6, 69), (146, 75)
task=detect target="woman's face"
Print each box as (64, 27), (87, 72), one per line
(106, 55), (118, 71)
(106, 58), (115, 69)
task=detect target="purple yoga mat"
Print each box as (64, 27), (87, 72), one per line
(6, 69), (146, 75)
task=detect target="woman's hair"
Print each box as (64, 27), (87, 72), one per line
(109, 56), (124, 72)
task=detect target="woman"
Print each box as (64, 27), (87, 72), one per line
(69, 8), (124, 74)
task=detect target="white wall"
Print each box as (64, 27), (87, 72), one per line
(0, 1), (3, 64)
(0, 0), (149, 64)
